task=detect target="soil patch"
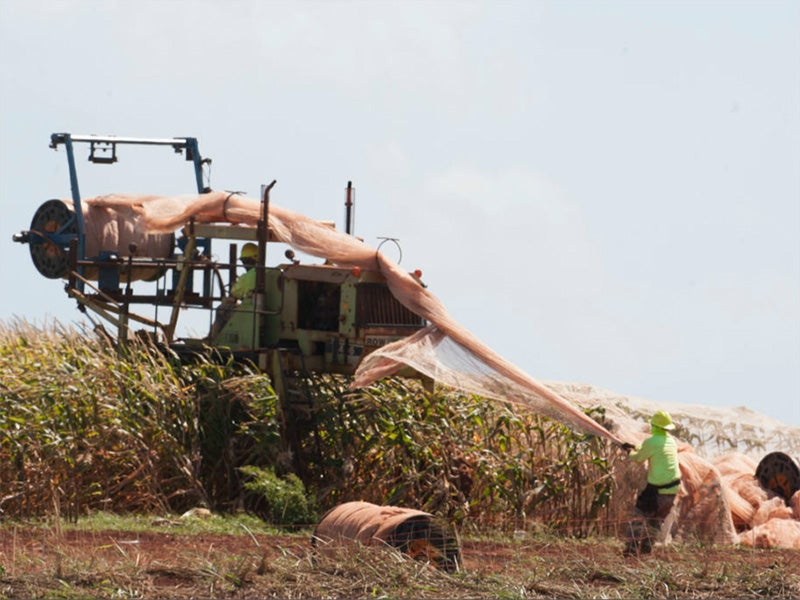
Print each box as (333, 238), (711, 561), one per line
(0, 527), (798, 598)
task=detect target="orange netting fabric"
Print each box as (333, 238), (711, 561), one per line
(79, 198), (173, 260)
(673, 450), (738, 545)
(81, 191), (622, 444)
(67, 191), (800, 548)
(738, 517), (800, 550)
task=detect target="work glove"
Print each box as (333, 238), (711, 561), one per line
(620, 442), (635, 453)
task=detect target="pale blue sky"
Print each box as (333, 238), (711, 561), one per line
(1, 0), (798, 425)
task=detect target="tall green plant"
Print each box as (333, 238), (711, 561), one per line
(0, 320), (619, 536)
(0, 321), (250, 517)
(298, 375), (616, 535)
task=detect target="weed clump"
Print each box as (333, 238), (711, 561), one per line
(240, 465), (317, 526)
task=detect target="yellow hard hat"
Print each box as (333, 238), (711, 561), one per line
(240, 243), (258, 260)
(650, 410), (675, 430)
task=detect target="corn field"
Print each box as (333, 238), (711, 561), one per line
(0, 320), (626, 535)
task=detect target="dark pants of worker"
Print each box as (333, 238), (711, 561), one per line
(624, 485), (677, 556)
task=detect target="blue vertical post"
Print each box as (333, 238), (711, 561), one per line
(63, 135), (86, 293)
(185, 137), (204, 193)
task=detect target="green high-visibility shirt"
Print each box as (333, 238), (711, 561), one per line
(230, 268), (256, 299)
(629, 429), (680, 494)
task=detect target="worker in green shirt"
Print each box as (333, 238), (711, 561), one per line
(210, 243), (258, 339)
(622, 410), (681, 556)
(229, 243), (258, 299)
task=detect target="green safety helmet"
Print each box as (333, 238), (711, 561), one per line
(650, 410), (676, 431)
(240, 243), (258, 260)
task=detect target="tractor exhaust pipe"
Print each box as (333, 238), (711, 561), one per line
(345, 181), (354, 236)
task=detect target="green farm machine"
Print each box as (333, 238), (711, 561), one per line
(13, 134), (427, 449)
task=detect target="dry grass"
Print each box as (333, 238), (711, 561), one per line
(0, 520), (799, 599)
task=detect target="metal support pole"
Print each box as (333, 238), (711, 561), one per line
(184, 137), (206, 193)
(62, 135), (87, 293)
(255, 181), (277, 360)
(345, 181), (354, 235)
(166, 219), (196, 342)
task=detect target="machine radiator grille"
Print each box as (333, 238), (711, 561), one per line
(356, 284), (425, 327)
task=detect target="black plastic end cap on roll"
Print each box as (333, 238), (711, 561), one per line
(755, 451), (800, 503)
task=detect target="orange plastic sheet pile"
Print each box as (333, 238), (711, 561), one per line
(713, 453), (800, 549)
(676, 450), (800, 549)
(68, 191), (800, 549)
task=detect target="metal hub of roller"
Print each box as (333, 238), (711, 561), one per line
(28, 199), (77, 279)
(755, 451), (800, 502)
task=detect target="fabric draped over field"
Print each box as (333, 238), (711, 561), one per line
(79, 192), (623, 444)
(68, 191), (800, 549)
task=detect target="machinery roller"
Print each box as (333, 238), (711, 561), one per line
(16, 198), (175, 282)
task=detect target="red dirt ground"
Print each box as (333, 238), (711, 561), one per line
(1, 527), (798, 598)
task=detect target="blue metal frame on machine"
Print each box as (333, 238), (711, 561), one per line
(48, 133), (207, 292)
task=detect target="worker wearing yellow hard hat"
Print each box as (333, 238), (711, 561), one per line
(209, 243), (259, 340)
(622, 410), (681, 556)
(239, 242), (258, 261)
(230, 243), (258, 299)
